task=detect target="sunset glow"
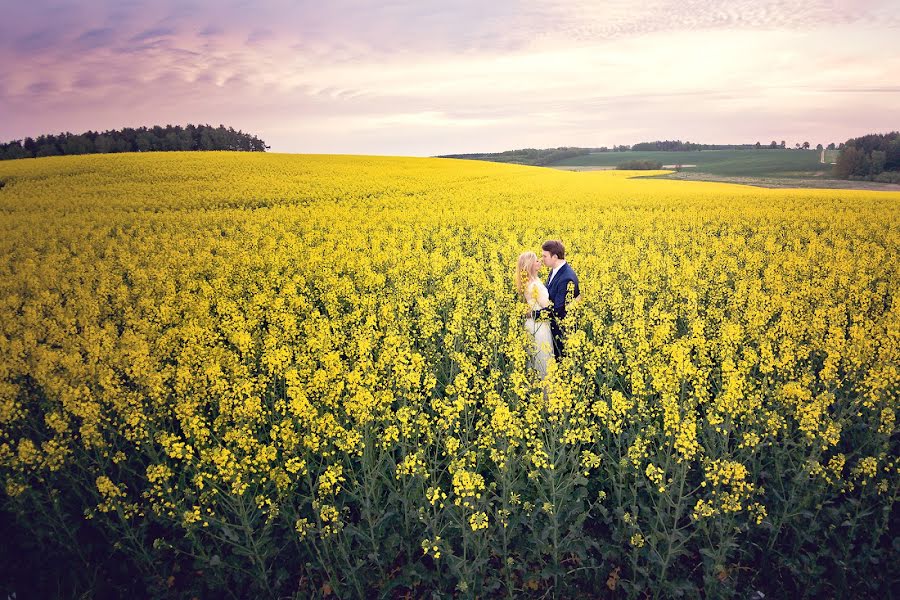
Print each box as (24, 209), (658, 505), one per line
(2, 0), (899, 155)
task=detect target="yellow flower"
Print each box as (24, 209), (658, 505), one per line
(469, 511), (488, 531)
(0, 151), (896, 587)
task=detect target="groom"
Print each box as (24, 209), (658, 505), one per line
(541, 240), (580, 359)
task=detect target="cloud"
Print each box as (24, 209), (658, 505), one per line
(72, 72), (102, 89)
(825, 86), (900, 94)
(26, 80), (58, 95)
(130, 27), (176, 42)
(514, 0), (900, 43)
(0, 0), (898, 153)
(199, 25), (223, 37)
(246, 29), (273, 44)
(74, 28), (117, 51)
(16, 30), (58, 53)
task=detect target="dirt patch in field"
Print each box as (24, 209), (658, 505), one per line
(649, 171), (900, 191)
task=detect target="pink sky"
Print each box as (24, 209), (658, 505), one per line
(1, 0), (899, 155)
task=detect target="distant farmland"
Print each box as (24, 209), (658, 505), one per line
(551, 149), (825, 177)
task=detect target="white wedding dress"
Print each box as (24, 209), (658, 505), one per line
(524, 280), (554, 379)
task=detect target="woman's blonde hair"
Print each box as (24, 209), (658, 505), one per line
(515, 251), (538, 298)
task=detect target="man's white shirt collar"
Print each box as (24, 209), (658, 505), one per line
(548, 260), (567, 285)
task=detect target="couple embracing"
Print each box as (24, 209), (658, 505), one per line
(516, 240), (581, 379)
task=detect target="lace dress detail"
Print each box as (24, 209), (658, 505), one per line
(524, 280), (553, 379)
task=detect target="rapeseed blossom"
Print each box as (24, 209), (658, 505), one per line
(0, 152), (897, 596)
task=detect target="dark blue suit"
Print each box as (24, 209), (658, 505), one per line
(545, 262), (580, 358)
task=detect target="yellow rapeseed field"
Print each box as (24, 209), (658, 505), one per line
(0, 152), (897, 597)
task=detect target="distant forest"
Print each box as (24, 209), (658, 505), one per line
(632, 140), (795, 151)
(833, 132), (900, 183)
(439, 140), (826, 167)
(0, 124), (268, 161)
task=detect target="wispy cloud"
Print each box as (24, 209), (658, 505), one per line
(16, 30), (59, 53)
(26, 80), (58, 95)
(73, 28), (117, 51)
(130, 27), (176, 42)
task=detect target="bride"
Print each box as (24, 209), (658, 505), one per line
(516, 251), (553, 379)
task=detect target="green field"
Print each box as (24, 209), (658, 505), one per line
(551, 149), (827, 177)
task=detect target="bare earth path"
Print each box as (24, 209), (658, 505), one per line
(643, 171), (900, 191)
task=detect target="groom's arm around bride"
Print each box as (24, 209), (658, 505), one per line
(541, 240), (580, 359)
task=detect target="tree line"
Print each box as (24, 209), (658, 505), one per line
(632, 140), (756, 151)
(833, 132), (900, 183)
(631, 140), (841, 151)
(0, 124), (268, 161)
(438, 147), (597, 166)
